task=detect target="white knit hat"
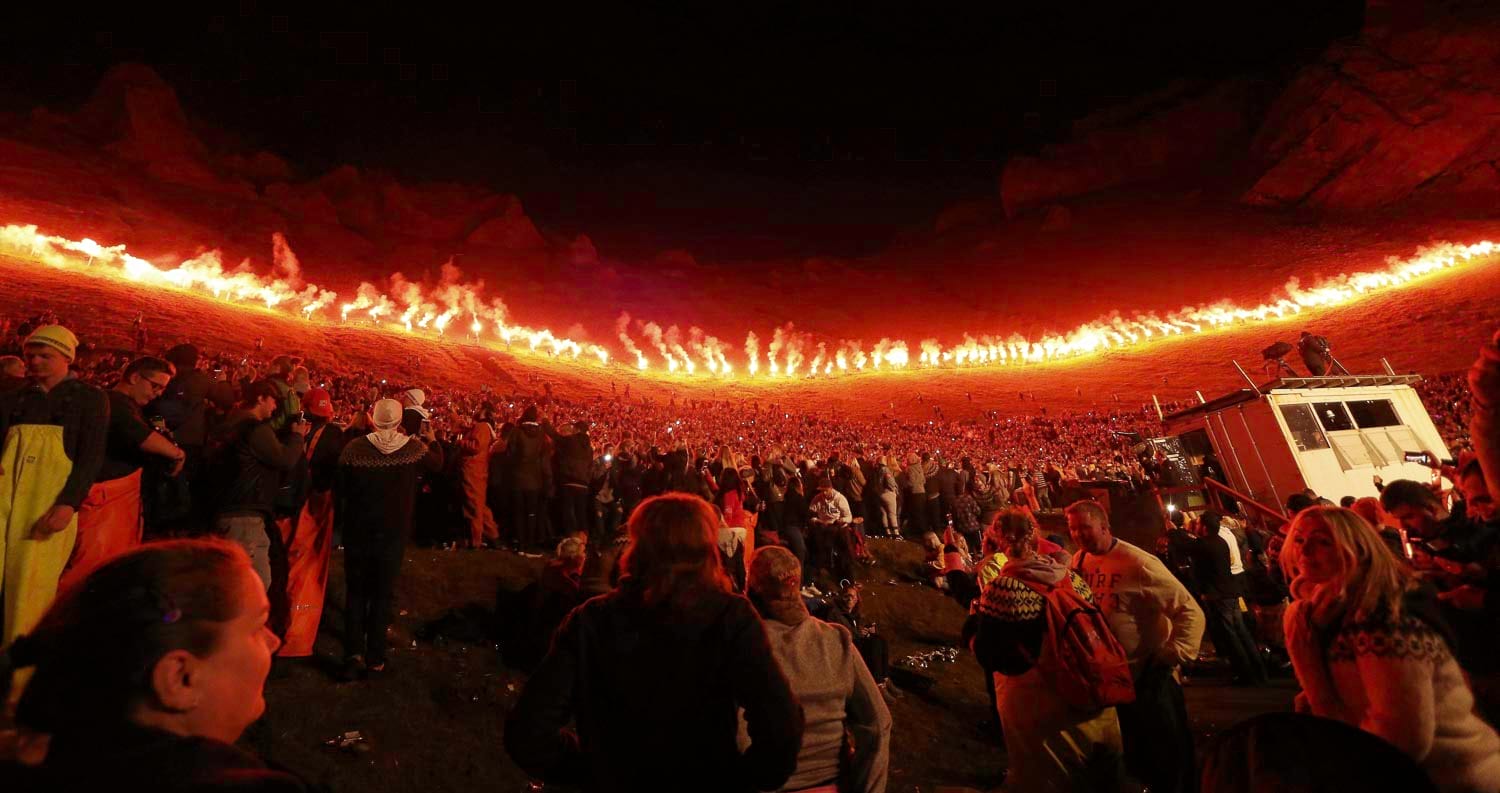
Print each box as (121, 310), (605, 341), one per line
(372, 398), (404, 430)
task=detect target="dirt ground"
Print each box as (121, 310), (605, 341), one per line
(253, 537), (1294, 793)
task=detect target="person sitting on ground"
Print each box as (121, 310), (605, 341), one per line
(0, 540), (308, 792)
(1280, 506), (1500, 793)
(505, 493), (804, 792)
(741, 547), (891, 793)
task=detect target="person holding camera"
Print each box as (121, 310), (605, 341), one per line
(59, 356), (185, 595)
(205, 380), (307, 640)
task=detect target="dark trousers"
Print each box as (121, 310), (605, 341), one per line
(781, 523), (810, 585)
(513, 488), (547, 549)
(344, 530), (405, 664)
(1117, 664), (1197, 793)
(1204, 597), (1266, 683)
(925, 497), (942, 533)
(810, 521), (855, 584)
(764, 500), (784, 534)
(906, 492), (925, 533)
(558, 484), (591, 538)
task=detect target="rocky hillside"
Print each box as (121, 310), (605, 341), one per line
(1003, 0), (1500, 218)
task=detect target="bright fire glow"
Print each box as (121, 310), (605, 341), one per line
(0, 222), (1494, 382)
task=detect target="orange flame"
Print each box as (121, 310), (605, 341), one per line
(0, 222), (1494, 382)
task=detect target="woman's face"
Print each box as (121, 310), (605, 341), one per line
(193, 567), (280, 743)
(1292, 525), (1340, 584)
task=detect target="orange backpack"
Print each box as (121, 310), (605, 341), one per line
(1018, 576), (1136, 711)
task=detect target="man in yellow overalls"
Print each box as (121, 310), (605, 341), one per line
(0, 325), (109, 647)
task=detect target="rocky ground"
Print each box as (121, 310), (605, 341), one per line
(252, 535), (1293, 793)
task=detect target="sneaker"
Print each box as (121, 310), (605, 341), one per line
(800, 585), (823, 598)
(338, 655), (367, 683)
(367, 659), (388, 676)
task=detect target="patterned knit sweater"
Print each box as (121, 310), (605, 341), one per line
(1286, 599), (1500, 793)
(971, 570), (1094, 677)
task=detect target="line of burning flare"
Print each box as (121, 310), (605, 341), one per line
(0, 222), (1492, 380)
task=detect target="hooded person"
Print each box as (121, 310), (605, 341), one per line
(505, 405), (548, 550)
(398, 388), (429, 437)
(459, 401), (499, 549)
(335, 399), (443, 679)
(542, 417), (594, 539)
(0, 325), (109, 647)
(739, 546), (891, 793)
(276, 386), (345, 658)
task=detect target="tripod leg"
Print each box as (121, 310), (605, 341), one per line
(1327, 354), (1351, 376)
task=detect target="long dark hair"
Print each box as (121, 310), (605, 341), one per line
(618, 494), (732, 607)
(717, 467), (745, 502)
(0, 540), (252, 735)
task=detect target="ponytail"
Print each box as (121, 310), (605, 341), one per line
(12, 540), (250, 735)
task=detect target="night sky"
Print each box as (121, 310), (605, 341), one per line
(2, 5), (1363, 263)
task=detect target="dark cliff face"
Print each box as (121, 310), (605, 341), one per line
(1245, 1), (1500, 212)
(1002, 1), (1500, 217)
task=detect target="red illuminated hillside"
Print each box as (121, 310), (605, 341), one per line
(4, 247), (1496, 423)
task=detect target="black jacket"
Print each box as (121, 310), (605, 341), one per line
(505, 586), (804, 793)
(1190, 533), (1242, 599)
(543, 422), (592, 486)
(507, 422), (548, 491)
(0, 376), (109, 510)
(209, 410), (303, 518)
(0, 722), (310, 792)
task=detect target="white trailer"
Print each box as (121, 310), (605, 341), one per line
(1162, 374), (1450, 513)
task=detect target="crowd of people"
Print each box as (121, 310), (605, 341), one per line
(0, 308), (1497, 792)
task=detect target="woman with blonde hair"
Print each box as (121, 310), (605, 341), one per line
(1281, 506), (1500, 793)
(506, 493), (803, 792)
(970, 506), (1125, 792)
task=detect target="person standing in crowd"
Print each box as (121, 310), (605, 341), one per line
(0, 325), (108, 646)
(276, 387), (344, 659)
(149, 344), (213, 532)
(263, 356), (300, 433)
(742, 546), (891, 793)
(904, 453), (926, 535)
(505, 494), (804, 792)
(59, 356), (185, 594)
(1281, 506), (1500, 793)
(0, 540), (309, 791)
(335, 399), (443, 680)
(506, 406), (548, 551)
(972, 507), (1126, 792)
(1190, 511), (1267, 687)
(459, 404), (499, 549)
(544, 418), (594, 539)
(873, 454), (899, 540)
(1067, 499), (1204, 793)
(206, 380), (307, 639)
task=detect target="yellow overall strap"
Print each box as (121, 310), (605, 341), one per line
(1, 424), (79, 647)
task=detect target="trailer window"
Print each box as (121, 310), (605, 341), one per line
(1280, 404), (1330, 451)
(1313, 402), (1356, 432)
(1346, 399), (1402, 428)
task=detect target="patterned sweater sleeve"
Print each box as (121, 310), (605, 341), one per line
(972, 577), (1047, 676)
(1342, 617), (1444, 762)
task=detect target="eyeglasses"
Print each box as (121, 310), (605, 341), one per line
(144, 377), (170, 393)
